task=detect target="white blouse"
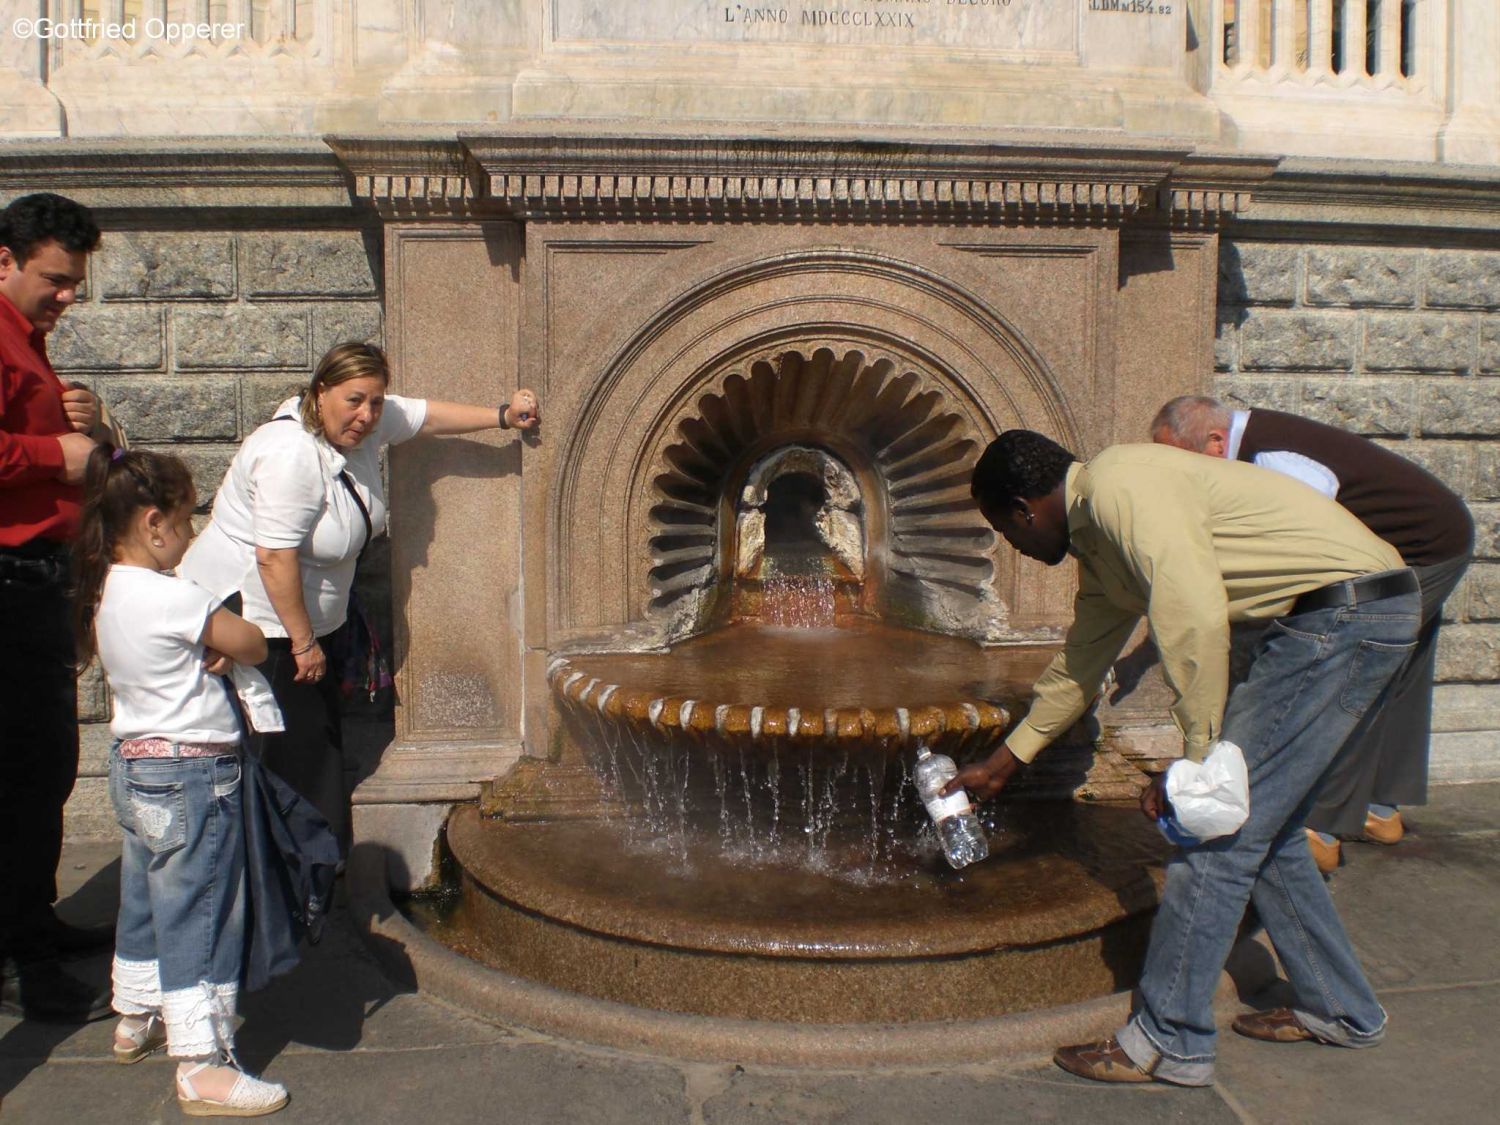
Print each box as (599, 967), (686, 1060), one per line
(180, 394), (427, 638)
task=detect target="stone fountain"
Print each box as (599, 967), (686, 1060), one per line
(336, 133), (1253, 1053)
(427, 345), (1170, 1025)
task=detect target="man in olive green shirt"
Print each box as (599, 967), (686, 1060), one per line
(949, 431), (1419, 1087)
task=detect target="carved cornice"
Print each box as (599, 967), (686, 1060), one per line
(322, 137), (483, 215)
(1148, 152), (1280, 229)
(0, 139), (350, 211)
(330, 132), (1275, 226)
(1234, 157), (1500, 234)
(465, 133), (1184, 224)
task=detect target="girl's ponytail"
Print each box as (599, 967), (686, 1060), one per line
(72, 446), (196, 666)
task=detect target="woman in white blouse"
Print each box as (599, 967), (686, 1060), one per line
(181, 342), (539, 849)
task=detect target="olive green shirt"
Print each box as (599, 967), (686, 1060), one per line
(1003, 444), (1404, 765)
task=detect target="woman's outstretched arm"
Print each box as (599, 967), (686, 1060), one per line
(419, 389), (541, 436)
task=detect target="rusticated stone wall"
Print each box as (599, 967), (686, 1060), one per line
(57, 224), (385, 837)
(1215, 237), (1500, 781)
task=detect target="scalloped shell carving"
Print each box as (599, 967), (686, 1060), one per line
(646, 345), (1000, 639)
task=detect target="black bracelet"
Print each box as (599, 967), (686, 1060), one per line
(498, 405), (511, 430)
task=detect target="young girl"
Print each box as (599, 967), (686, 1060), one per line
(74, 445), (288, 1117)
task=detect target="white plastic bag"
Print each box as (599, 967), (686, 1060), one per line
(231, 664), (286, 734)
(1165, 739), (1250, 841)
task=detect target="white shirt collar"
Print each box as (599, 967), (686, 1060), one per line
(1226, 409), (1250, 461)
(272, 396), (346, 474)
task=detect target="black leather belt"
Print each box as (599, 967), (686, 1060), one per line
(0, 540), (70, 585)
(1290, 568), (1419, 615)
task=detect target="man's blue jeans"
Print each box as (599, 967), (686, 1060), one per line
(1118, 579), (1420, 1086)
(108, 751), (246, 1059)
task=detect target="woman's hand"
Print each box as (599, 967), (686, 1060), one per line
(504, 389), (541, 433)
(292, 641), (327, 684)
(202, 647), (233, 677)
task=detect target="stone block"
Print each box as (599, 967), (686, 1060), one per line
(1305, 247), (1420, 308)
(97, 232), (235, 300)
(1302, 378), (1413, 435)
(1211, 375), (1301, 413)
(242, 374), (308, 432)
(1475, 447), (1500, 500)
(1471, 503), (1500, 560)
(1365, 311), (1477, 372)
(312, 301), (384, 359)
(351, 803), (450, 893)
(175, 306), (307, 369)
(244, 231), (378, 298)
(1425, 251), (1500, 310)
(99, 376), (237, 441)
(159, 444), (239, 508)
(1239, 310), (1355, 371)
(1218, 241), (1298, 306)
(76, 661), (109, 725)
(47, 306), (163, 371)
(1419, 380), (1500, 437)
(1431, 684), (1500, 731)
(1371, 439), (1472, 495)
(1483, 317), (1500, 373)
(1441, 574), (1467, 623)
(1213, 310), (1237, 371)
(63, 777), (115, 842)
(1429, 730), (1500, 783)
(1436, 623), (1500, 681)
(1467, 565), (1500, 622)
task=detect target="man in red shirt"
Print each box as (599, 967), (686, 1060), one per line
(0, 192), (112, 1022)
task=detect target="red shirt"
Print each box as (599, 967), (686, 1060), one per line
(0, 292), (77, 546)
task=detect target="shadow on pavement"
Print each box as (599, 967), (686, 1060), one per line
(0, 857), (120, 1100)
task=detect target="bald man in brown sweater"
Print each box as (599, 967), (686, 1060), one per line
(1153, 396), (1474, 872)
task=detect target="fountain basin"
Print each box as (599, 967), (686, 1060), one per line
(439, 801), (1167, 1023)
(548, 621), (1058, 754)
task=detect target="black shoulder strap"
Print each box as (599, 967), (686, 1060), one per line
(337, 471), (373, 562)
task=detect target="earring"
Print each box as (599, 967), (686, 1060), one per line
(1024, 512), (1035, 524)
(151, 538), (165, 548)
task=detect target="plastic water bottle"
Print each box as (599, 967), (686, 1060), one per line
(913, 745), (989, 869)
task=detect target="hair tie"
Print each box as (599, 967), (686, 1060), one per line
(110, 448), (125, 462)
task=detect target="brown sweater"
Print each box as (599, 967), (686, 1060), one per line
(1239, 409), (1473, 566)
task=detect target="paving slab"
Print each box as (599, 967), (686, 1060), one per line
(1214, 983), (1496, 1125)
(700, 1063), (1243, 1125)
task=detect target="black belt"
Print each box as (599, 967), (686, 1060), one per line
(0, 541), (70, 585)
(1290, 569), (1419, 615)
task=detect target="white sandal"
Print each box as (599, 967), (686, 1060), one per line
(113, 1012), (167, 1064)
(176, 1059), (288, 1118)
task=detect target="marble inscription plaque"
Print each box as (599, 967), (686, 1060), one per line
(554, 0), (1077, 54)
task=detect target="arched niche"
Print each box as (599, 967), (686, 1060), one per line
(549, 249), (1081, 649)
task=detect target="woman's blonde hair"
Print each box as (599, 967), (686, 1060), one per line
(300, 342), (390, 434)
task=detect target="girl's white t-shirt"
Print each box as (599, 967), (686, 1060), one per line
(96, 566), (239, 744)
(179, 394), (426, 638)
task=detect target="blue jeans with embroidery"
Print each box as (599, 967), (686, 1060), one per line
(108, 750), (246, 1058)
(1118, 580), (1420, 1086)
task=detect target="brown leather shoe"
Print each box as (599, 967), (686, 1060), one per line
(1306, 828), (1341, 874)
(1054, 1037), (1156, 1083)
(1364, 808), (1404, 845)
(1232, 1007), (1318, 1043)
